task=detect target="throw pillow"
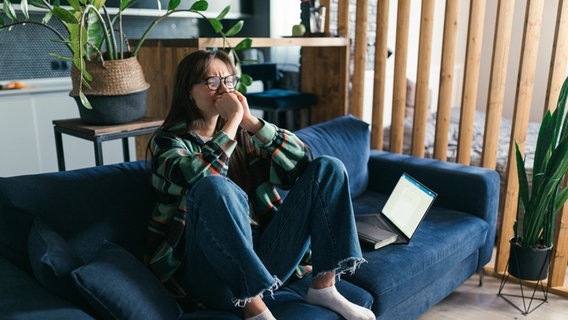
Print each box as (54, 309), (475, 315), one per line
(27, 216), (84, 304)
(71, 241), (182, 320)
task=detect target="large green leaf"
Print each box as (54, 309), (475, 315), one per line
(234, 38), (252, 51)
(20, 0), (29, 19)
(168, 0), (181, 11)
(28, 0), (50, 9)
(208, 18), (223, 33)
(3, 1), (17, 21)
(53, 7), (79, 24)
(190, 0), (208, 11)
(225, 20), (243, 37)
(216, 5), (230, 20)
(66, 0), (82, 11)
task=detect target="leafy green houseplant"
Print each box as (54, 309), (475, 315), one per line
(0, 0), (252, 123)
(510, 76), (568, 279)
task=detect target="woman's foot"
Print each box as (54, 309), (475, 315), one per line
(244, 296), (275, 320)
(245, 308), (276, 320)
(306, 285), (375, 320)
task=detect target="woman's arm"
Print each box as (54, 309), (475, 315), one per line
(150, 132), (237, 193)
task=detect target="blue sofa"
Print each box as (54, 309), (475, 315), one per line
(0, 115), (500, 320)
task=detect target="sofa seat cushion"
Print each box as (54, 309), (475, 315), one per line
(349, 191), (489, 315)
(0, 256), (94, 320)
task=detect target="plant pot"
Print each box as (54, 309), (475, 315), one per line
(70, 56), (150, 125)
(73, 90), (148, 125)
(508, 238), (552, 281)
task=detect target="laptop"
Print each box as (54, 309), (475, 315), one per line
(355, 173), (437, 250)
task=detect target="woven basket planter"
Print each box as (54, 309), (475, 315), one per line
(70, 56), (150, 125)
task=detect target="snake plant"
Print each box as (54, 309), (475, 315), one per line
(514, 76), (568, 248)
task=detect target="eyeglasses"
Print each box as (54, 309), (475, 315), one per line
(197, 75), (240, 91)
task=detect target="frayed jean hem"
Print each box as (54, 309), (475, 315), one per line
(232, 276), (283, 308)
(314, 257), (367, 280)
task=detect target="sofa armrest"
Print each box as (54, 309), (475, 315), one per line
(367, 150), (500, 266)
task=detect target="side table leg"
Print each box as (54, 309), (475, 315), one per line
(94, 138), (104, 166)
(54, 128), (66, 171)
(122, 138), (130, 162)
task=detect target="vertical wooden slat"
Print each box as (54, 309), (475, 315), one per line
(337, 0), (350, 37)
(456, 0), (487, 165)
(433, 0), (461, 161)
(495, 0), (545, 273)
(370, 0), (390, 150)
(545, 0), (568, 289)
(545, 0), (568, 112)
(411, 0), (436, 157)
(389, 0), (411, 154)
(351, 0), (369, 119)
(481, 0), (515, 170)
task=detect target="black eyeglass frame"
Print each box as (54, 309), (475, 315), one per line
(197, 75), (240, 91)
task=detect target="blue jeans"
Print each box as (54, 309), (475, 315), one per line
(176, 156), (364, 312)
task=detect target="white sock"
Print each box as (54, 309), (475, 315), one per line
(245, 308), (276, 320)
(306, 286), (375, 320)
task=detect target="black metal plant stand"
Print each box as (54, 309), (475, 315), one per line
(497, 249), (551, 315)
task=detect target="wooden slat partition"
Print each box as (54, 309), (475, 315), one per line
(544, 0), (568, 289)
(433, 0), (461, 161)
(351, 0), (369, 119)
(342, 0), (568, 296)
(481, 0), (515, 170)
(411, 0), (436, 158)
(495, 0), (545, 273)
(389, 0), (411, 154)
(456, 0), (486, 165)
(370, 0), (390, 150)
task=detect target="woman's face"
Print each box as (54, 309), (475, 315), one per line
(190, 58), (233, 119)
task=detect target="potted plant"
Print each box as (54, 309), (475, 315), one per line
(510, 75), (568, 280)
(0, 0), (252, 124)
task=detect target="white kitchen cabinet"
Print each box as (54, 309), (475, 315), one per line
(0, 78), (135, 177)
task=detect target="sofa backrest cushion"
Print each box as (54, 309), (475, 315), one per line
(0, 161), (154, 271)
(295, 115), (370, 198)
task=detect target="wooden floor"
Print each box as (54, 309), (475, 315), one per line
(419, 272), (568, 319)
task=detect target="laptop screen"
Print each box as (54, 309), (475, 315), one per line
(382, 173), (437, 239)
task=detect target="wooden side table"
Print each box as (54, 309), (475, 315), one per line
(53, 117), (163, 171)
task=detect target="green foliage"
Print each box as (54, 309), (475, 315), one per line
(514, 76), (568, 248)
(0, 0), (253, 99)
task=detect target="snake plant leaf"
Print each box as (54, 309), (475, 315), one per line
(556, 186), (568, 213)
(532, 110), (554, 184)
(168, 0), (181, 11)
(191, 0), (208, 11)
(515, 142), (530, 210)
(3, 1), (17, 21)
(225, 20), (243, 37)
(217, 5), (230, 20)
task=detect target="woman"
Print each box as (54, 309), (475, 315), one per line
(145, 50), (374, 320)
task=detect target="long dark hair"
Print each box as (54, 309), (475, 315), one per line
(148, 50), (252, 192)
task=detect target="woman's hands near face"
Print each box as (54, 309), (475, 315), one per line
(215, 92), (243, 122)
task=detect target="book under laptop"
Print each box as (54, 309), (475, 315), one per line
(355, 173), (437, 250)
